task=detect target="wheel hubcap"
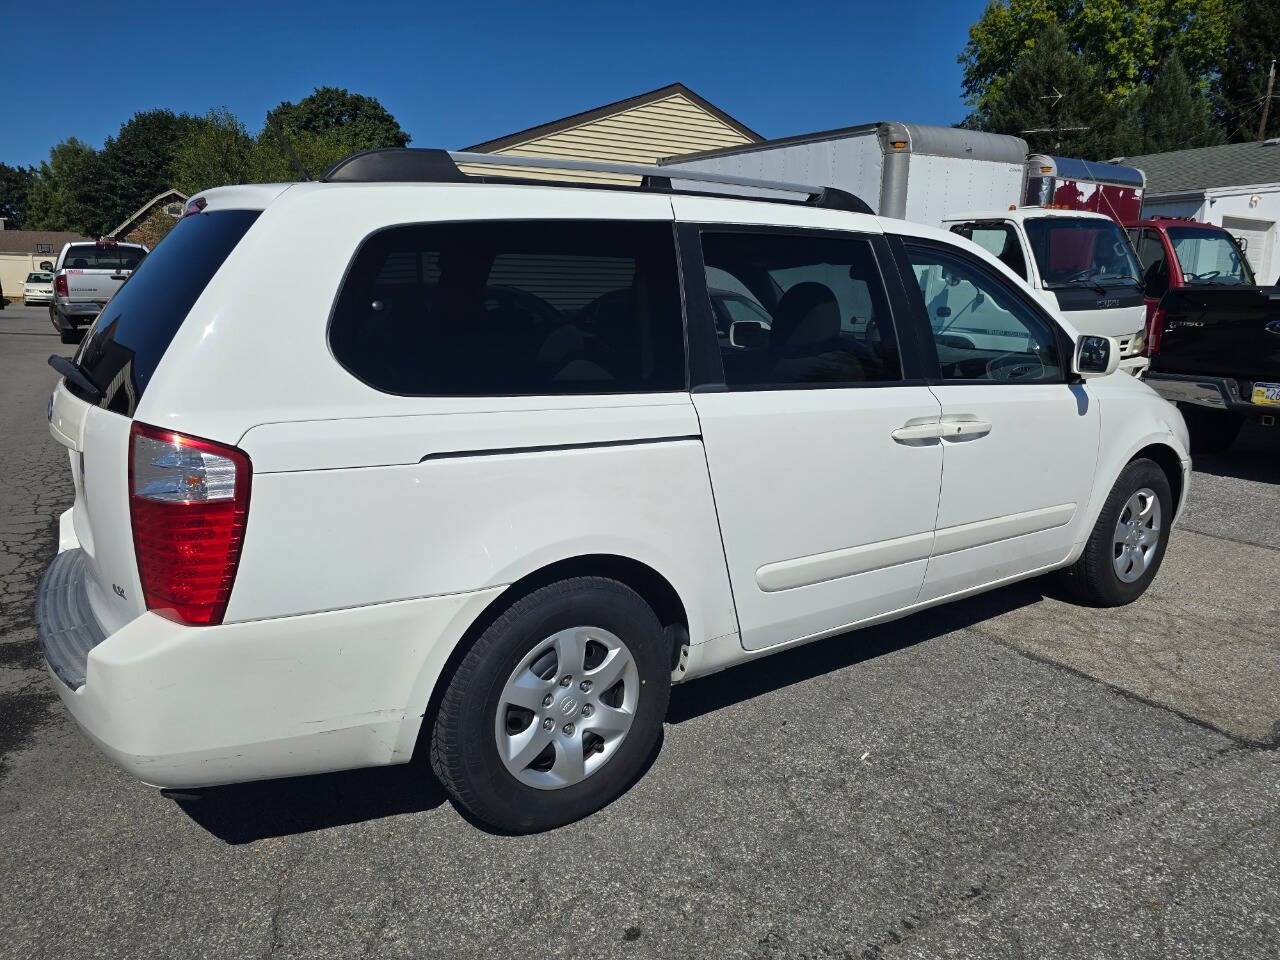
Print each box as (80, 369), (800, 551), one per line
(494, 626), (639, 790)
(1112, 487), (1162, 583)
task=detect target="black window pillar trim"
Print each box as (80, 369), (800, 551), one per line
(675, 222), (725, 392)
(883, 234), (943, 382)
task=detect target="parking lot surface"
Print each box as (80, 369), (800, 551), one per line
(1, 303), (1277, 959)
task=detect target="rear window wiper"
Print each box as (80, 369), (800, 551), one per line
(48, 354), (103, 402)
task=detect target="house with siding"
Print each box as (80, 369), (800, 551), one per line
(461, 82), (762, 184)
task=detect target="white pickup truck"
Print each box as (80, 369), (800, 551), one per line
(47, 239), (147, 343)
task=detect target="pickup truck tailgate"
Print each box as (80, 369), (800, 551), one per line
(1152, 286), (1280, 383)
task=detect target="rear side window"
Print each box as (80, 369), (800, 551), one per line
(329, 220), (685, 396)
(70, 211), (260, 414)
(698, 230), (902, 387)
(61, 244), (146, 271)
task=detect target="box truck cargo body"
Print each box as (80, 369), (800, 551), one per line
(663, 123), (1149, 372)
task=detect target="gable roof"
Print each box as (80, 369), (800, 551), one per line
(0, 230), (91, 256)
(1115, 140), (1280, 195)
(109, 188), (188, 238)
(464, 82), (763, 152)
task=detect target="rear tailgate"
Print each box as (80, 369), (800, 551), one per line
(1151, 286), (1280, 384)
(48, 209), (263, 640)
(58, 243), (146, 306)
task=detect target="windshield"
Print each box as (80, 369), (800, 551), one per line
(61, 244), (146, 271)
(1167, 227), (1255, 285)
(26, 273), (51, 283)
(1024, 217), (1142, 288)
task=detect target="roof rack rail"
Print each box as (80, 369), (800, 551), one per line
(321, 148), (873, 215)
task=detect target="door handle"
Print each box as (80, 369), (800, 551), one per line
(891, 420), (942, 443)
(939, 415), (992, 440)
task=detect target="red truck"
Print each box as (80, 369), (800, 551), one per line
(1125, 216), (1280, 452)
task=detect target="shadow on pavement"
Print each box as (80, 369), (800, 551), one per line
(1192, 422), (1280, 485)
(668, 577), (1051, 724)
(174, 760), (447, 844)
(176, 578), (1061, 842)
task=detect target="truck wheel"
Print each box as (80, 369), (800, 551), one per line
(1178, 403), (1243, 455)
(1060, 458), (1172, 607)
(59, 326), (80, 345)
(430, 577), (670, 833)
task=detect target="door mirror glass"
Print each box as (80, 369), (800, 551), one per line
(39, 261), (54, 272)
(1074, 335), (1120, 378)
(728, 318), (769, 350)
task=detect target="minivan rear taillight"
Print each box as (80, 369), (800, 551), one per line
(55, 275), (68, 298)
(128, 422), (251, 625)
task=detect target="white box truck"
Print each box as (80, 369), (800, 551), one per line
(662, 122), (1149, 373)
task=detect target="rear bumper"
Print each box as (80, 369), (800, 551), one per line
(37, 544), (503, 788)
(1144, 372), (1277, 421)
(24, 292), (53, 304)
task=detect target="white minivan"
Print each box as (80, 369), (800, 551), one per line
(39, 150), (1191, 832)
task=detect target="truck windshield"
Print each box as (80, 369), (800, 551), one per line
(61, 244), (146, 271)
(1023, 218), (1142, 289)
(1167, 227), (1255, 285)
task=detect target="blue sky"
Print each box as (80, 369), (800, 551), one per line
(1, 0), (985, 168)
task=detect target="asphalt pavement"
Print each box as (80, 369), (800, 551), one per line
(1, 303), (1277, 960)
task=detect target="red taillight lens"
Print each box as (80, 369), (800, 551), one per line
(1146, 307), (1165, 356)
(55, 275), (68, 297)
(128, 422), (251, 625)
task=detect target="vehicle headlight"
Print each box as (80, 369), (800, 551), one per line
(1130, 328), (1145, 354)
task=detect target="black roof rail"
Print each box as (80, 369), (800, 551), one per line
(320, 148), (873, 215)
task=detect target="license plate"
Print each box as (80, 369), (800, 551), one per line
(1252, 382), (1280, 406)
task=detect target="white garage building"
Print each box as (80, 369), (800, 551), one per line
(1117, 139), (1280, 284)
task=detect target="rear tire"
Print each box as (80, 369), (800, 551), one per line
(1179, 403), (1243, 455)
(430, 577), (670, 832)
(1060, 458), (1172, 607)
(59, 326), (79, 344)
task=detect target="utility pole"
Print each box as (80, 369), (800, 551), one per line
(1260, 59), (1277, 142)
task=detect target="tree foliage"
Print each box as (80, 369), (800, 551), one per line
(1213, 0), (1280, 141)
(18, 88), (411, 233)
(962, 0), (1232, 124)
(26, 139), (105, 235)
(0, 163), (35, 229)
(982, 21), (1141, 158)
(1135, 51), (1224, 153)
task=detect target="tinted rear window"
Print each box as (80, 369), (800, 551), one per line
(69, 210), (259, 414)
(62, 244), (146, 271)
(328, 220), (685, 396)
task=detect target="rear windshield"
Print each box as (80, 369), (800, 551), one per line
(61, 244), (146, 271)
(68, 210), (259, 415)
(27, 272), (51, 282)
(1023, 217), (1142, 288)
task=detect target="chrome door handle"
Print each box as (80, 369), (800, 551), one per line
(891, 421), (942, 443)
(939, 416), (992, 440)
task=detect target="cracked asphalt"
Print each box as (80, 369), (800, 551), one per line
(1, 303), (1277, 959)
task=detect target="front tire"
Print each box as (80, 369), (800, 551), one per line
(430, 577), (671, 832)
(1060, 458), (1172, 606)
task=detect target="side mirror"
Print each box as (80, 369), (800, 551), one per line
(39, 261), (53, 272)
(729, 319), (769, 350)
(1074, 335), (1121, 379)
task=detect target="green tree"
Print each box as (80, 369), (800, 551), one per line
(1213, 0), (1280, 141)
(962, 0), (1232, 124)
(25, 138), (106, 235)
(0, 163), (35, 229)
(1135, 51), (1224, 153)
(97, 109), (197, 232)
(268, 86), (410, 152)
(172, 108), (256, 194)
(982, 22), (1142, 159)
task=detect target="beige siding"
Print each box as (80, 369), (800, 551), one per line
(460, 93), (755, 184)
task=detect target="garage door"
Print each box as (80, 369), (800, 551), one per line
(1222, 215), (1275, 281)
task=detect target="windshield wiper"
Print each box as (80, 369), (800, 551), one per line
(48, 354), (103, 402)
(1054, 278), (1107, 294)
